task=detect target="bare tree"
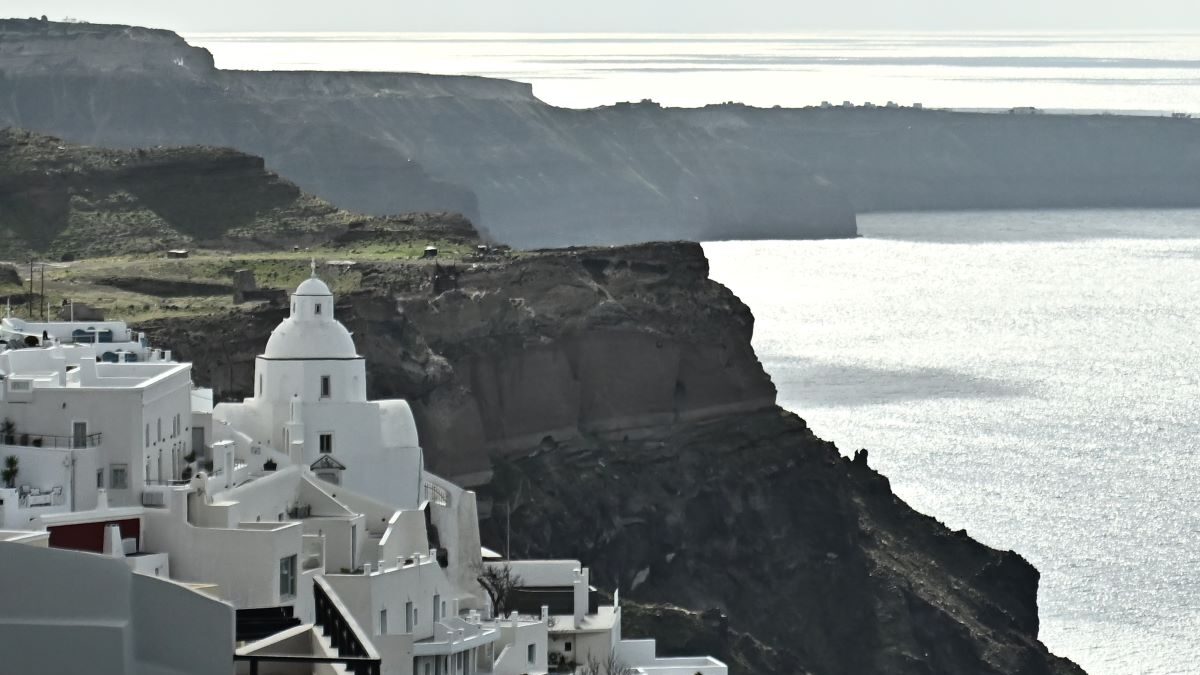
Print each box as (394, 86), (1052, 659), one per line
(583, 650), (633, 675)
(476, 562), (522, 618)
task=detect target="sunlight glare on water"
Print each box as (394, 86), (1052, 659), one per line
(704, 210), (1200, 675)
(188, 32), (1200, 112)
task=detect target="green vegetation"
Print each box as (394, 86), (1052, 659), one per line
(2, 242), (479, 323)
(2, 455), (18, 489)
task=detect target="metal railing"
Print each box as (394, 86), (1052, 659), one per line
(0, 432), (102, 449)
(17, 489), (65, 508)
(234, 577), (380, 675)
(313, 576), (380, 675)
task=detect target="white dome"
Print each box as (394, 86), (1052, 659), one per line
(294, 277), (333, 296)
(263, 319), (358, 359)
(261, 274), (359, 359)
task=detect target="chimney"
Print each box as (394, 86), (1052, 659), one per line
(573, 568), (587, 624)
(102, 523), (125, 558)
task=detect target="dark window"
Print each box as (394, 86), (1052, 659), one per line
(280, 555), (297, 598)
(315, 303), (322, 315)
(319, 433), (333, 454)
(111, 464), (128, 490)
(320, 375), (331, 398)
(565, 641), (572, 652)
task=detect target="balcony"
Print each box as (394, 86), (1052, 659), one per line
(0, 431), (102, 449)
(0, 485), (69, 529)
(16, 485), (65, 508)
(413, 617), (499, 657)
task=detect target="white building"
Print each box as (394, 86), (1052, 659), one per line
(0, 531), (234, 675)
(214, 270), (424, 509)
(0, 332), (195, 522)
(0, 275), (727, 675)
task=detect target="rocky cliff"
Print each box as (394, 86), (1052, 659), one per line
(136, 238), (1084, 675)
(1, 128), (1087, 673)
(5, 20), (1200, 249)
(0, 127), (357, 258)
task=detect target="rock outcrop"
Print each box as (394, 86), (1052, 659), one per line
(0, 127), (351, 258)
(0, 121), (1085, 673)
(5, 20), (1200, 249)
(2, 18), (859, 246)
(0, 128), (486, 260)
(137, 237), (1084, 675)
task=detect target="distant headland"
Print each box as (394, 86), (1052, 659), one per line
(2, 18), (1199, 247)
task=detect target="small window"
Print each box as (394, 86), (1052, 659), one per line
(433, 593), (441, 622)
(320, 375), (331, 399)
(319, 433), (333, 454)
(315, 303), (322, 315)
(527, 643), (536, 665)
(145, 424), (150, 446)
(111, 464), (129, 490)
(96, 469), (104, 489)
(157, 418), (162, 442)
(565, 641), (572, 653)
(406, 600), (414, 632)
(380, 608), (388, 634)
(259, 374), (264, 396)
(279, 555), (297, 599)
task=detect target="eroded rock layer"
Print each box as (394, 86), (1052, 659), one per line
(140, 238), (1084, 675)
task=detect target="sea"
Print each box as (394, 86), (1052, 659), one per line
(706, 212), (1200, 675)
(187, 33), (1200, 674)
(187, 31), (1200, 113)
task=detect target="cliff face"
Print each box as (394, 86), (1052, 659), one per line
(0, 127), (363, 258)
(487, 411), (1083, 675)
(5, 21), (1200, 250)
(144, 241), (777, 481)
(137, 239), (1082, 675)
(0, 19), (859, 246)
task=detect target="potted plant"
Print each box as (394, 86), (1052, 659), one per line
(1, 455), (18, 488)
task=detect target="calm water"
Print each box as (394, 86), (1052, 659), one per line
(705, 210), (1200, 675)
(187, 32), (1200, 112)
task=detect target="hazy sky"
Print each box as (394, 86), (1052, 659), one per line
(6, 0), (1200, 32)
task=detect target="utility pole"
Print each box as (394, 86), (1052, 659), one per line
(27, 259), (34, 318)
(39, 264), (45, 320)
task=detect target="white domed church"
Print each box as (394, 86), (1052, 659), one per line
(213, 268), (424, 508)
